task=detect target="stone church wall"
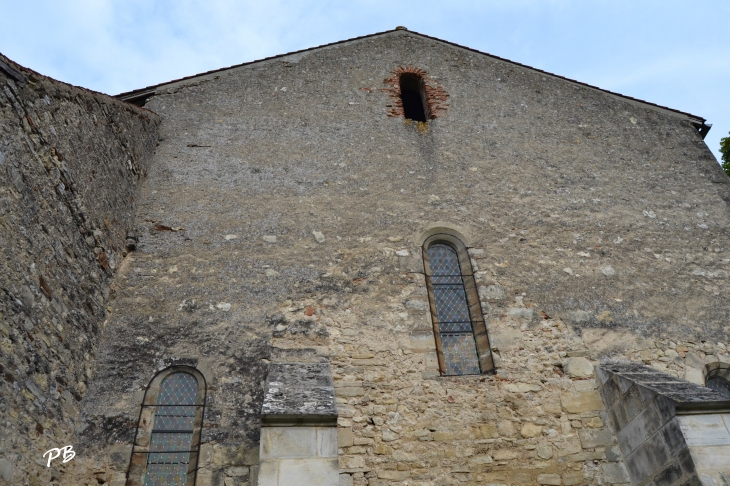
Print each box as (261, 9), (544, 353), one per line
(8, 30), (730, 485)
(77, 31), (730, 485)
(0, 54), (159, 485)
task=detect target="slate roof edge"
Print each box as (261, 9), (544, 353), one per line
(113, 28), (707, 127)
(414, 31), (708, 128)
(598, 363), (730, 414)
(0, 52), (159, 120)
(114, 28), (397, 102)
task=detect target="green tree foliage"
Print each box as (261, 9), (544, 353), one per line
(721, 132), (730, 177)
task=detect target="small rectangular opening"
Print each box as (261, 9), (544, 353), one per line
(399, 73), (428, 122)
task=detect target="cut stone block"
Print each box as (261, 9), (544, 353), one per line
(259, 361), (339, 485)
(560, 391), (603, 413)
(564, 357), (594, 378)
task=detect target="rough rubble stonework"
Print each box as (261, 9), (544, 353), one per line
(2, 29), (730, 485)
(0, 54), (159, 485)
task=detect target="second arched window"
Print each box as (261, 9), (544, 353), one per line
(706, 367), (730, 398)
(146, 373), (198, 485)
(423, 234), (494, 375)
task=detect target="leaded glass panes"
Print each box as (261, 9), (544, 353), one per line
(143, 372), (199, 486)
(427, 244), (480, 375)
(706, 374), (730, 398)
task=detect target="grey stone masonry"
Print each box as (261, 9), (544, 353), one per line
(262, 361), (338, 426)
(258, 426), (340, 486)
(260, 360), (339, 485)
(597, 363), (730, 486)
(8, 27), (730, 484)
(0, 53), (158, 485)
(675, 414), (730, 485)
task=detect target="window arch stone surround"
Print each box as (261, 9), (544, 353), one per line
(422, 232), (494, 375)
(382, 66), (449, 120)
(127, 365), (207, 486)
(704, 362), (730, 398)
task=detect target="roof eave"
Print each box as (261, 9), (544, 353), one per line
(115, 28), (709, 135)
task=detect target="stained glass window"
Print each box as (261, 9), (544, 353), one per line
(706, 371), (730, 398)
(143, 372), (199, 486)
(427, 243), (480, 375)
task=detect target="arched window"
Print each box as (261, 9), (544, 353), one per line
(127, 366), (206, 486)
(706, 367), (730, 398)
(399, 72), (428, 122)
(422, 234), (494, 375)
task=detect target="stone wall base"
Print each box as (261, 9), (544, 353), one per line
(258, 427), (339, 486)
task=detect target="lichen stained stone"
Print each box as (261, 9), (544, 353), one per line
(261, 362), (337, 426)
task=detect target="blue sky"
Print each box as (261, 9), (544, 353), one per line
(1, 1), (728, 160)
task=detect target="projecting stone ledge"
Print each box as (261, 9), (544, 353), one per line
(598, 362), (730, 413)
(597, 362), (730, 485)
(261, 362), (337, 426)
(259, 360), (340, 486)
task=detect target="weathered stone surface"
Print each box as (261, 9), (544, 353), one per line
(0, 458), (13, 483)
(337, 427), (353, 448)
(537, 473), (562, 485)
(493, 450), (519, 461)
(312, 231), (326, 244)
(507, 307), (535, 320)
(536, 445), (554, 460)
(259, 427), (339, 485)
(505, 382), (542, 393)
(684, 366), (704, 385)
(564, 310), (593, 326)
(5, 28), (730, 486)
(481, 284), (506, 301)
(339, 455), (364, 469)
(601, 462), (629, 483)
(600, 363), (730, 409)
(564, 357), (595, 378)
(261, 427), (317, 459)
(470, 455), (494, 465)
(381, 429), (399, 442)
(497, 420), (518, 438)
(598, 363), (730, 486)
(480, 423), (498, 439)
(225, 466), (249, 477)
(601, 266), (615, 277)
(677, 414), (730, 446)
(378, 470), (410, 480)
(562, 472), (582, 485)
(433, 431), (455, 441)
(0, 52), (158, 484)
(275, 457), (339, 486)
(520, 423), (543, 438)
(262, 362), (337, 425)
(490, 330), (524, 352)
(579, 429), (615, 448)
(213, 445), (260, 466)
(561, 391), (604, 413)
